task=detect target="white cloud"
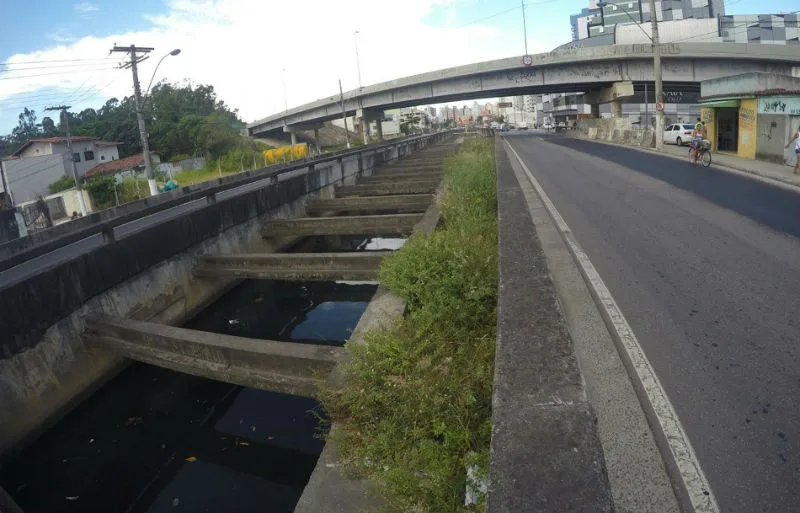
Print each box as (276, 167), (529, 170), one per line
(48, 29), (77, 44)
(1, 0), (555, 130)
(74, 2), (99, 14)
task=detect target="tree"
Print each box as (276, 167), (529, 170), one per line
(11, 108), (40, 144)
(41, 117), (58, 137)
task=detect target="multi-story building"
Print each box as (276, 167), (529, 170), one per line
(584, 0), (725, 38)
(720, 14), (800, 44)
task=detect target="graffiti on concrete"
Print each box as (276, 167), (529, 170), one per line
(760, 99), (787, 113)
(758, 96), (800, 115)
(505, 69), (540, 84)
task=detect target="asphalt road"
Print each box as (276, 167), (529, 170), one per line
(506, 133), (800, 513)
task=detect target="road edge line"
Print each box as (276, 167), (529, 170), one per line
(503, 137), (720, 513)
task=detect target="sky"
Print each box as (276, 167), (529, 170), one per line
(0, 0), (797, 135)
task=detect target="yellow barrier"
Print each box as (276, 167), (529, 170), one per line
(264, 143), (309, 165)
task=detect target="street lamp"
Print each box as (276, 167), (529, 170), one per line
(354, 30), (362, 89)
(145, 48), (181, 98)
(597, 0), (663, 149)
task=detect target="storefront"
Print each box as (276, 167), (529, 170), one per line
(699, 73), (800, 165)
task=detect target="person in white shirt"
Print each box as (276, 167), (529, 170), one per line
(786, 125), (800, 175)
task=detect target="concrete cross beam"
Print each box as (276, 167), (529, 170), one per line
(358, 175), (441, 186)
(335, 182), (439, 197)
(194, 252), (390, 281)
(305, 194), (433, 215)
(584, 81), (635, 105)
(82, 314), (343, 397)
(261, 213), (424, 237)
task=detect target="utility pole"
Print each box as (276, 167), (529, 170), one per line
(649, 0), (664, 150)
(110, 44), (159, 196)
(45, 105), (87, 216)
(354, 31), (362, 89)
(339, 79), (351, 149)
(521, 0), (529, 55)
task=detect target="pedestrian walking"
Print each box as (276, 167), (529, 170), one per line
(786, 126), (800, 175)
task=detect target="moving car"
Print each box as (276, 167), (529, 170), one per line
(664, 124), (695, 146)
(517, 122), (528, 130)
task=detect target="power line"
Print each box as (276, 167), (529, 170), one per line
(0, 66), (115, 81)
(0, 62), (123, 73)
(0, 57), (117, 66)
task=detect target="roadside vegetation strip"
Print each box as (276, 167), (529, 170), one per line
(320, 139), (498, 512)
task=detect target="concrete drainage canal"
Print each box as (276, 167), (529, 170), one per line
(0, 143), (453, 513)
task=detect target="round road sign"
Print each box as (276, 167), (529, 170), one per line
(522, 55), (533, 66)
(656, 101), (665, 112)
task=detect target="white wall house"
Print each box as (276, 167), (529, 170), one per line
(2, 137), (121, 204)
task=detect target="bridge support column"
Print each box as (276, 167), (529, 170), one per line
(291, 132), (298, 145)
(314, 128), (321, 154)
(585, 81), (633, 120)
(362, 120), (371, 146)
(375, 119), (384, 142)
(283, 123), (324, 149)
(611, 100), (623, 118)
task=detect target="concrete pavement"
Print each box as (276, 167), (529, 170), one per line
(505, 133), (800, 513)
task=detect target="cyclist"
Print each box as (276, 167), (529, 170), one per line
(690, 118), (707, 164)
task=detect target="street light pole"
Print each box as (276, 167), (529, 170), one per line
(354, 30), (362, 89)
(521, 0), (529, 55)
(339, 79), (351, 149)
(649, 0), (664, 150)
(112, 45), (179, 196)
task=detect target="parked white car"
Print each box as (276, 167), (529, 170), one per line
(663, 124), (696, 146)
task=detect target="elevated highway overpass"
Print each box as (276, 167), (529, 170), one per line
(247, 43), (800, 139)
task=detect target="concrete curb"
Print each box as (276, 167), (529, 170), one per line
(502, 136), (720, 513)
(487, 138), (614, 513)
(567, 132), (800, 194)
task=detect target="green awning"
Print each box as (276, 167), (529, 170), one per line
(699, 99), (740, 108)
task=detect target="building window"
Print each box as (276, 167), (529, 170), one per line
(101, 155), (106, 161)
(72, 153), (81, 162)
(84, 150), (95, 161)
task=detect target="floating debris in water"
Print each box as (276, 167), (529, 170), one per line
(185, 456), (197, 462)
(65, 496), (79, 501)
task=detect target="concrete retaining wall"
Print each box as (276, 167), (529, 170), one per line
(573, 118), (656, 149)
(0, 134), (448, 459)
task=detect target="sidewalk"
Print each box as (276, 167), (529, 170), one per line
(657, 143), (800, 189)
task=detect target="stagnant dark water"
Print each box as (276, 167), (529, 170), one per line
(0, 279), (376, 513)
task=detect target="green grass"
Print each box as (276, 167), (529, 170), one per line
(321, 138), (498, 512)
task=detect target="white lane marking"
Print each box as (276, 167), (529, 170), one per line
(504, 138), (720, 513)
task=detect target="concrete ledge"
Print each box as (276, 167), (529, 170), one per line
(359, 173), (442, 183)
(83, 314), (344, 397)
(194, 252), (388, 281)
(306, 195), (433, 215)
(335, 182), (438, 197)
(487, 137), (613, 513)
(262, 214), (423, 237)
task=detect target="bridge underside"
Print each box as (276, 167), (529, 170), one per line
(248, 43), (798, 137)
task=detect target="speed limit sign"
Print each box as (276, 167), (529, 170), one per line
(656, 101), (665, 112)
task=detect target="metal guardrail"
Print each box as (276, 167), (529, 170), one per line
(0, 131), (454, 290)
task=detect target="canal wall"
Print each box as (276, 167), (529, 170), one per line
(0, 134), (447, 459)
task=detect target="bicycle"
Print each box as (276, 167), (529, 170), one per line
(689, 139), (712, 167)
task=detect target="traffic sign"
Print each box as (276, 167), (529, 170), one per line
(656, 101), (665, 112)
(522, 55), (533, 66)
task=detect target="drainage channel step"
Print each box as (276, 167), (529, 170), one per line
(306, 194), (433, 215)
(195, 251), (391, 281)
(262, 213), (424, 237)
(83, 314), (342, 397)
(359, 174), (441, 185)
(335, 182), (438, 197)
